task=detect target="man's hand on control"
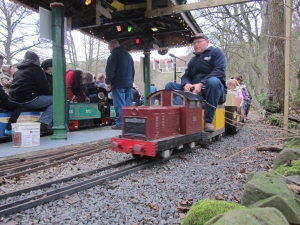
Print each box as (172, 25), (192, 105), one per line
(191, 83), (203, 95)
(106, 84), (111, 92)
(184, 83), (192, 92)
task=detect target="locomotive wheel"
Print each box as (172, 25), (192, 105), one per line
(132, 154), (151, 160)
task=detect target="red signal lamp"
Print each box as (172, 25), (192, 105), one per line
(135, 37), (140, 44)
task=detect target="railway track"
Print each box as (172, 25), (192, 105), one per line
(0, 142), (110, 179)
(0, 145), (197, 216)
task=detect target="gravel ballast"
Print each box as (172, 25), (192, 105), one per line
(1, 116), (285, 225)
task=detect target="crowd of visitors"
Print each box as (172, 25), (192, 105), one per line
(0, 33), (252, 136)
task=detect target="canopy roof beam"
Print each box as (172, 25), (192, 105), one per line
(145, 0), (254, 17)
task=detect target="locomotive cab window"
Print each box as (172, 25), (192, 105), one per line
(172, 92), (184, 106)
(150, 93), (161, 106)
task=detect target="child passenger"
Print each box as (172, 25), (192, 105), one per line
(226, 79), (244, 122)
(1, 65), (14, 95)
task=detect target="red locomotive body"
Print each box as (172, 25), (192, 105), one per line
(111, 90), (206, 157)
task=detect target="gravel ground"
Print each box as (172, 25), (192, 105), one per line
(1, 113), (286, 225)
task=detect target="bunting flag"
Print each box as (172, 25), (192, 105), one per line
(164, 59), (173, 71)
(153, 58), (159, 70)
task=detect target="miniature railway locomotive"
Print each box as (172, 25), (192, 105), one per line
(110, 90), (240, 158)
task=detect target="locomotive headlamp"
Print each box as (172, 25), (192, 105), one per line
(108, 92), (113, 99)
(133, 144), (141, 152)
(98, 92), (105, 99)
(111, 142), (118, 148)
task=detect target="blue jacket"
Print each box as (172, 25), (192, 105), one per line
(105, 46), (135, 90)
(181, 46), (227, 91)
(150, 85), (157, 93)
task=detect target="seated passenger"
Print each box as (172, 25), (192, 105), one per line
(234, 74), (252, 120)
(9, 51), (53, 132)
(226, 79), (244, 107)
(82, 72), (98, 103)
(150, 84), (157, 94)
(96, 73), (106, 88)
(41, 59), (53, 91)
(1, 65), (14, 95)
(165, 33), (227, 132)
(132, 83), (141, 106)
(0, 84), (22, 136)
(66, 69), (90, 103)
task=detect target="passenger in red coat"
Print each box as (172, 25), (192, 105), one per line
(66, 69), (90, 103)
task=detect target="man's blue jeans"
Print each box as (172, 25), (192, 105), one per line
(22, 96), (53, 126)
(112, 88), (132, 128)
(165, 77), (226, 123)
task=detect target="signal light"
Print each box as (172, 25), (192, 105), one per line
(116, 25), (121, 32)
(135, 37), (140, 44)
(128, 26), (132, 32)
(100, 16), (104, 24)
(85, 0), (91, 5)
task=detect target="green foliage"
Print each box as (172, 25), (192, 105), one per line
(287, 138), (300, 148)
(273, 159), (300, 176)
(267, 114), (283, 127)
(181, 200), (246, 225)
(258, 91), (267, 105)
(265, 102), (281, 113)
(291, 90), (300, 108)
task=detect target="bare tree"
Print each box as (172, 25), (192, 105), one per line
(192, 2), (269, 107)
(66, 30), (79, 69)
(267, 0), (285, 112)
(0, 0), (49, 64)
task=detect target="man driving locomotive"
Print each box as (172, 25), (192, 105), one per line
(165, 33), (227, 132)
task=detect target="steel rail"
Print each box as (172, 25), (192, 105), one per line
(0, 144), (110, 179)
(0, 146), (196, 216)
(0, 141), (109, 167)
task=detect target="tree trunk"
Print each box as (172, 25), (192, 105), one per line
(267, 0), (285, 112)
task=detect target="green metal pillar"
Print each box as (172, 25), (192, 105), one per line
(143, 52), (151, 106)
(51, 2), (68, 139)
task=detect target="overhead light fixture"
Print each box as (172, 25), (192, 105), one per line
(85, 0), (91, 5)
(116, 25), (121, 32)
(128, 25), (132, 32)
(151, 27), (158, 32)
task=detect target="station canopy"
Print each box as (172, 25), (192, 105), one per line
(13, 0), (202, 53)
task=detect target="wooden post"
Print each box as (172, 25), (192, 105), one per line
(283, 0), (291, 137)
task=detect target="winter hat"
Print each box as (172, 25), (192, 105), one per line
(189, 33), (209, 43)
(41, 59), (52, 69)
(24, 51), (39, 61)
(1, 65), (11, 73)
(234, 75), (243, 84)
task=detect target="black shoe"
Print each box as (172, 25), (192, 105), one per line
(40, 123), (53, 133)
(111, 125), (122, 130)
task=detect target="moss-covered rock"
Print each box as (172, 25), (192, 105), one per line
(249, 195), (300, 224)
(273, 146), (300, 169)
(181, 200), (246, 225)
(274, 159), (300, 176)
(241, 172), (300, 224)
(204, 207), (289, 225)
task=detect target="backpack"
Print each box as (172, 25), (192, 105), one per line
(241, 89), (247, 101)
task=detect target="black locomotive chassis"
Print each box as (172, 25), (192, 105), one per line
(154, 128), (225, 152)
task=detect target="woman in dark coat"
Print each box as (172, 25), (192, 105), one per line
(0, 84), (22, 136)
